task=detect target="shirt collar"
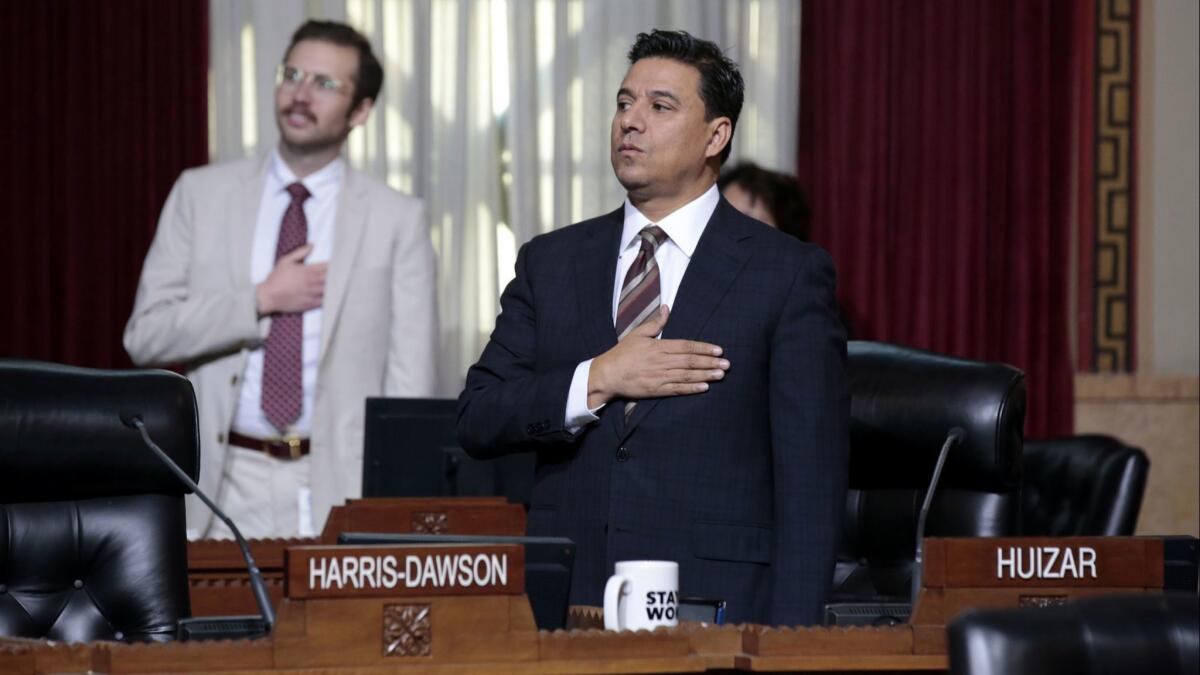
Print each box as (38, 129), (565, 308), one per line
(621, 183), (719, 258)
(267, 149), (344, 202)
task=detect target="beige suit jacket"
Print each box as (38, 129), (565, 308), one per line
(124, 154), (438, 535)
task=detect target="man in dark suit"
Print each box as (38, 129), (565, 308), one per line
(457, 29), (847, 626)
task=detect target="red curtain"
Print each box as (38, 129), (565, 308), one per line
(798, 0), (1079, 438)
(1, 1), (209, 369)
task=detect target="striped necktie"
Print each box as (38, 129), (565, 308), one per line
(615, 225), (668, 418)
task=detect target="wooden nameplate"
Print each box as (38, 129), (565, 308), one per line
(271, 543), (538, 668)
(187, 496), (526, 617)
(911, 536), (1166, 653)
(322, 496), (526, 541)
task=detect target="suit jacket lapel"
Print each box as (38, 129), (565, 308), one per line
(620, 199), (753, 440)
(575, 207), (623, 359)
(574, 207), (624, 440)
(228, 156), (269, 289)
(319, 166), (369, 361)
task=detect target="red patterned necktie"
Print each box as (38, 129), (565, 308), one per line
(614, 225), (668, 418)
(261, 181), (310, 433)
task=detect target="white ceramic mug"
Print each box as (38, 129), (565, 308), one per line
(603, 560), (679, 631)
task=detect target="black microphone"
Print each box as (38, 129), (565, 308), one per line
(121, 412), (276, 637)
(910, 426), (966, 605)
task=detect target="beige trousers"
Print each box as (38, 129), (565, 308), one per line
(205, 445), (314, 540)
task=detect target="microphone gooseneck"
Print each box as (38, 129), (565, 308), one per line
(127, 415), (276, 633)
(910, 426), (967, 607)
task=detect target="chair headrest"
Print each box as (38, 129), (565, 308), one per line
(948, 593), (1199, 675)
(847, 341), (1025, 491)
(0, 360), (199, 501)
(1022, 434), (1149, 536)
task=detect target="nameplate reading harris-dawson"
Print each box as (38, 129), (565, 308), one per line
(285, 544), (525, 599)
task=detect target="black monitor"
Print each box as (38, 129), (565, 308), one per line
(362, 398), (534, 505)
(338, 532), (574, 630)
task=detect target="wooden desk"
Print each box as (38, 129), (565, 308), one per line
(0, 624), (946, 674)
(5, 525), (1179, 674)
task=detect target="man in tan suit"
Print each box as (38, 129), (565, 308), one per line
(125, 20), (437, 539)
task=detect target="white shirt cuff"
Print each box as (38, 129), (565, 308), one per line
(564, 359), (603, 432)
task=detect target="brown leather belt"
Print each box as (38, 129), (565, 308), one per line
(227, 430), (310, 460)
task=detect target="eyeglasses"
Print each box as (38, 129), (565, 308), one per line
(276, 65), (349, 97)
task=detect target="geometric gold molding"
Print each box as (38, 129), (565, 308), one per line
(1092, 0), (1137, 371)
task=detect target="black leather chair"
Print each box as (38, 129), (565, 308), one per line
(0, 360), (197, 642)
(829, 342), (1026, 612)
(948, 593), (1199, 675)
(1022, 435), (1149, 536)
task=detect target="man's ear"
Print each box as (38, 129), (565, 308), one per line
(348, 97), (375, 128)
(704, 116), (732, 160)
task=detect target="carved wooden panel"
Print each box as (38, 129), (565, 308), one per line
(411, 511), (449, 534)
(1018, 595), (1069, 608)
(383, 604), (431, 657)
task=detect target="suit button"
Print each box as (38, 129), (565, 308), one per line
(616, 446), (631, 462)
(231, 374), (239, 386)
(217, 432), (225, 444)
(525, 424), (536, 435)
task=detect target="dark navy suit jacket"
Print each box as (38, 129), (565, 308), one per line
(457, 198), (848, 625)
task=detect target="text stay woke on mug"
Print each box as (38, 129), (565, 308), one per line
(647, 605), (676, 620)
(646, 590), (677, 620)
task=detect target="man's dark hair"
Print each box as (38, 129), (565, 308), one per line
(628, 29), (744, 164)
(284, 20), (383, 112)
(719, 162), (813, 242)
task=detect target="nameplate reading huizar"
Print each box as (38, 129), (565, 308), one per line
(285, 544), (525, 599)
(996, 545), (1097, 580)
(921, 537), (1164, 589)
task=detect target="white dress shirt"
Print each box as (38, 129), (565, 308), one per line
(231, 151), (342, 439)
(563, 183), (720, 429)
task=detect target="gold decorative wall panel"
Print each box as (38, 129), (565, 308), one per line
(1092, 0), (1136, 371)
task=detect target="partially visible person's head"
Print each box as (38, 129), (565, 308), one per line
(275, 20), (382, 157)
(284, 20), (383, 111)
(719, 162), (812, 242)
(611, 30), (745, 203)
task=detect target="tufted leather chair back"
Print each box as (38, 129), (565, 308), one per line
(948, 593), (1199, 675)
(0, 360), (198, 642)
(1022, 435), (1148, 536)
(832, 342), (1026, 600)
